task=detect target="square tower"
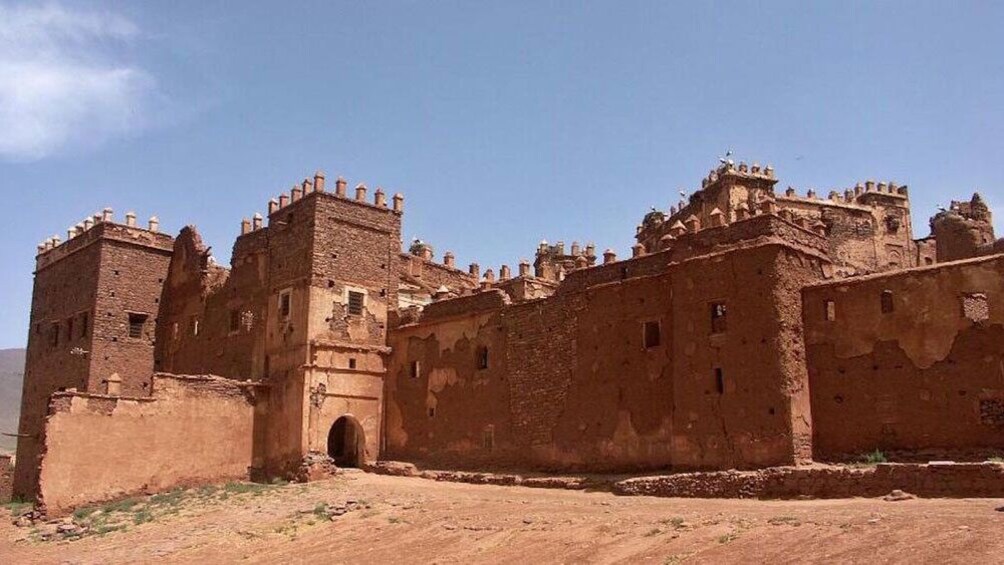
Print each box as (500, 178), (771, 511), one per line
(14, 214), (174, 498)
(246, 178), (403, 474)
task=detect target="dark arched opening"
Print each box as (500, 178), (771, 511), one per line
(327, 415), (364, 467)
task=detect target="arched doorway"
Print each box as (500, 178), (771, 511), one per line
(327, 415), (365, 467)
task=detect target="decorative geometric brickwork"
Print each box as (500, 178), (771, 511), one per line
(962, 292), (989, 323)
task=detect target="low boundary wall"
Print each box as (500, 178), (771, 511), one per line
(37, 374), (260, 514)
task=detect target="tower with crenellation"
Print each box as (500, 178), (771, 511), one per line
(14, 210), (174, 500)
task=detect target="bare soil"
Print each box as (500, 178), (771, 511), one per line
(3, 471), (1003, 564)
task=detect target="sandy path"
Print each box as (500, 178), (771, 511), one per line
(3, 471), (1003, 564)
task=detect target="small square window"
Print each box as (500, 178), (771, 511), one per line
(348, 291), (365, 316)
(348, 358), (357, 370)
(128, 313), (148, 339)
(711, 303), (728, 334)
(643, 321), (661, 349)
(410, 360), (421, 379)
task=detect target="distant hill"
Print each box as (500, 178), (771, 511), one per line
(0, 348), (25, 452)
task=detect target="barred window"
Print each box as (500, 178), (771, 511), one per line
(348, 291), (365, 316)
(128, 313), (148, 339)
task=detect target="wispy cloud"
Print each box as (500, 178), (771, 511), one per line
(0, 3), (155, 161)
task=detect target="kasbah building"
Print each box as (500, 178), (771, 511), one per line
(10, 159), (1004, 513)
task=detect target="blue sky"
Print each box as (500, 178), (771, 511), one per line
(1, 1), (1003, 348)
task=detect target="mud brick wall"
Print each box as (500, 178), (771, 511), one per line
(419, 290), (510, 322)
(777, 194), (914, 274)
(15, 242), (101, 500)
(0, 455), (12, 503)
(37, 374), (258, 515)
(932, 211), (996, 263)
(385, 241), (827, 473)
(155, 227), (269, 381)
(398, 253), (477, 293)
(310, 194), (401, 334)
(90, 236), (173, 397)
(804, 254), (1004, 461)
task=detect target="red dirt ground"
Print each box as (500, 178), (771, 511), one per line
(3, 471), (1003, 564)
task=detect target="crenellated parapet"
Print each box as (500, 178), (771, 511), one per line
(699, 160), (775, 189)
(636, 159), (919, 275)
(638, 159), (779, 253)
(778, 180), (909, 209)
(262, 169), (404, 221)
(35, 207), (174, 272)
(532, 239), (598, 282)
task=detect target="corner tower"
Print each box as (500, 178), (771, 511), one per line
(14, 211), (174, 499)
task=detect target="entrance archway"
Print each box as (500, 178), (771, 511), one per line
(327, 415), (365, 467)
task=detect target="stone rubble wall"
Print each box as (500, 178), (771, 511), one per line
(365, 460), (1004, 499)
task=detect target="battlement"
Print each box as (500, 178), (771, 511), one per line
(261, 170), (404, 221)
(777, 180), (909, 209)
(35, 209), (174, 271)
(532, 239), (598, 281)
(637, 160), (919, 277)
(645, 159), (780, 245)
(699, 160), (776, 188)
(638, 187), (830, 253)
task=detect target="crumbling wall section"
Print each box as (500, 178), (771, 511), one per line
(155, 227), (268, 380)
(930, 194), (995, 263)
(398, 252), (477, 294)
(386, 241), (824, 472)
(804, 254), (1004, 460)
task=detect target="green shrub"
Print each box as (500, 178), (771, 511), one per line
(860, 449), (887, 465)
